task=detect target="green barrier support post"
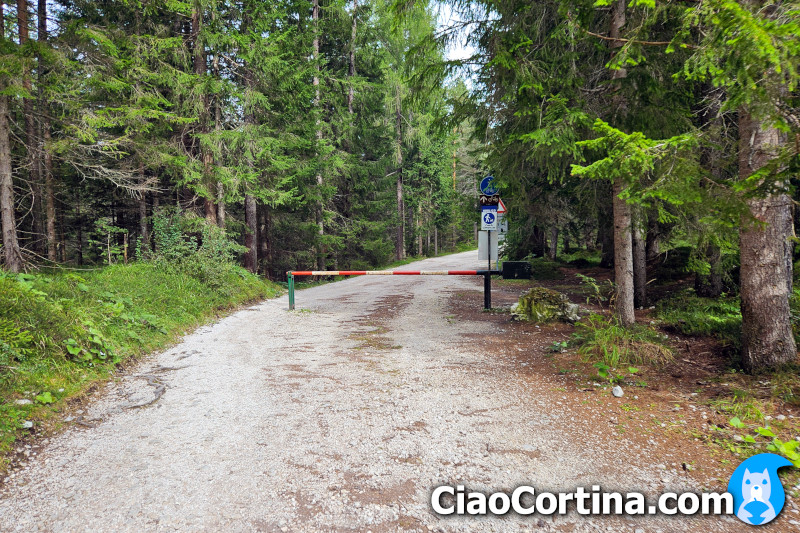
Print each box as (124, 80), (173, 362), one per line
(288, 273), (295, 310)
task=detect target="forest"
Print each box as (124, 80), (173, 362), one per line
(0, 0), (799, 455)
(0, 0), (481, 278)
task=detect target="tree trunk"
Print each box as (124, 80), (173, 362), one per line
(613, 178), (635, 325)
(548, 226), (558, 261)
(258, 203), (270, 275)
(312, 0), (325, 270)
(738, 109), (796, 371)
(19, 0), (42, 254)
(347, 0), (357, 114)
(75, 188), (83, 265)
(138, 192), (148, 250)
(138, 162), (148, 249)
(394, 86), (405, 261)
(417, 204), (422, 256)
(244, 193), (257, 273)
(216, 182), (225, 229)
(532, 225), (546, 257)
(434, 226), (438, 255)
(632, 213), (647, 308)
(608, 0), (634, 325)
(213, 42), (225, 229)
(0, 88), (23, 272)
(38, 0), (56, 262)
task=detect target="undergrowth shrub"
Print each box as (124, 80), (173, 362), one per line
(573, 313), (673, 367)
(144, 208), (248, 291)
(655, 290), (741, 348)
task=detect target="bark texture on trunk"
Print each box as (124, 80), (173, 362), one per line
(1, 91), (23, 272)
(738, 109), (796, 371)
(608, 0), (634, 325)
(243, 193), (257, 273)
(138, 193), (148, 249)
(216, 182), (225, 228)
(613, 178), (635, 325)
(0, 2), (21, 271)
(548, 226), (558, 261)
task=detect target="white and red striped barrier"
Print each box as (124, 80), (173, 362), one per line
(287, 269), (497, 310)
(290, 270), (482, 276)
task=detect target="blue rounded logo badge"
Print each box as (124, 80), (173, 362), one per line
(728, 453), (793, 525)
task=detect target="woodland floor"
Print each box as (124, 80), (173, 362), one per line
(0, 251), (797, 532)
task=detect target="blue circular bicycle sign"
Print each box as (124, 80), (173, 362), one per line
(480, 176), (498, 195)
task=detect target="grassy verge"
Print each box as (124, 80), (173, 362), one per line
(0, 263), (280, 468)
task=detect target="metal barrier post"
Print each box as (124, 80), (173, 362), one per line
(483, 272), (491, 310)
(288, 273), (295, 310)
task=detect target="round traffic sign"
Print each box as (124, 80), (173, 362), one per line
(483, 211), (496, 225)
(480, 176), (498, 195)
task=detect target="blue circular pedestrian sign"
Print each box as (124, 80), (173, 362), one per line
(483, 211), (496, 225)
(480, 176), (498, 195)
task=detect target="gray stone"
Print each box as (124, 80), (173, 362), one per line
(14, 399), (32, 406)
(612, 386), (624, 398)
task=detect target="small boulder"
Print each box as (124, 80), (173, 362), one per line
(612, 386), (624, 398)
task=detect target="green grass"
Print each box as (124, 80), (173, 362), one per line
(572, 313), (674, 367)
(0, 262), (280, 467)
(654, 290), (741, 347)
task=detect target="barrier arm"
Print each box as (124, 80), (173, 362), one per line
(287, 270), (498, 311)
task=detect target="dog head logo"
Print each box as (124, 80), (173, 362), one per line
(728, 453), (793, 525)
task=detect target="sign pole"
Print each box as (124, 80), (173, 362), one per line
(484, 271), (491, 310)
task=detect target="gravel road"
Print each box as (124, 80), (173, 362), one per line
(0, 252), (767, 531)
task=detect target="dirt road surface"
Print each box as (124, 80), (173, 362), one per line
(0, 252), (780, 531)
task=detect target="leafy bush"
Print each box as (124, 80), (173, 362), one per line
(573, 313), (673, 367)
(144, 208), (248, 291)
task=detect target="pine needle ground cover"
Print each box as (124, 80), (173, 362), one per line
(0, 263), (280, 467)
